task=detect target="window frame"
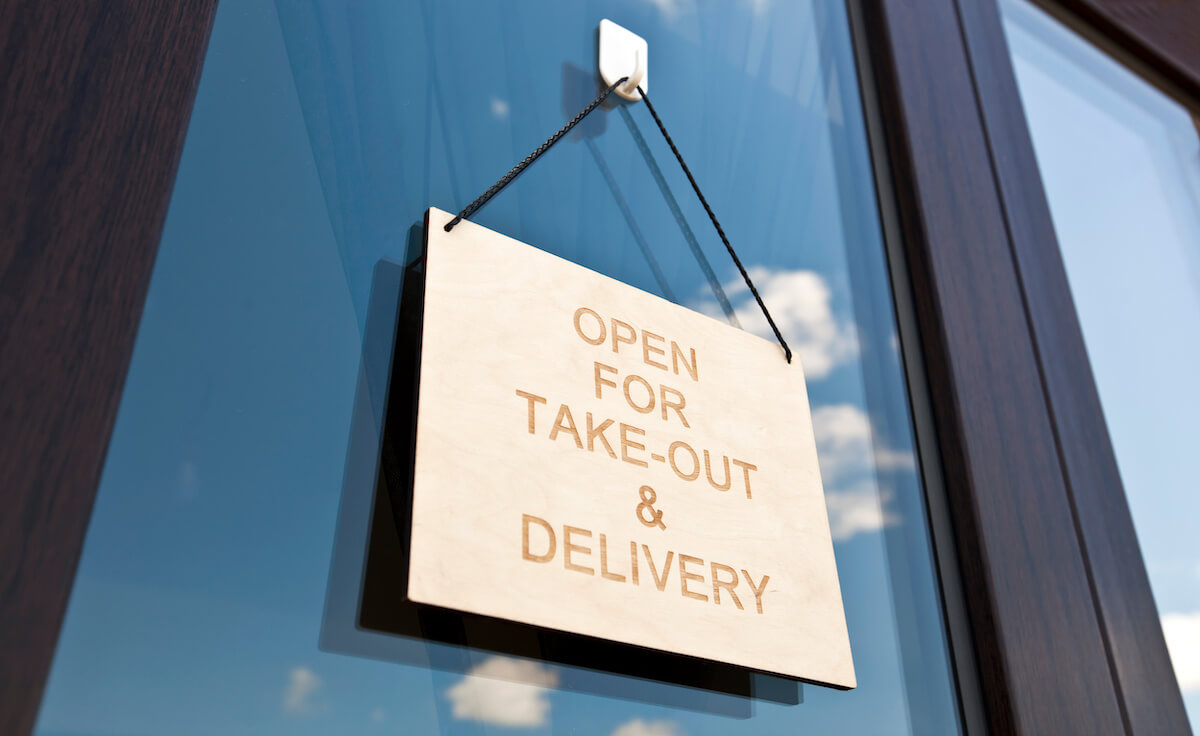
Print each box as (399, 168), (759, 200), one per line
(0, 0), (1192, 733)
(855, 0), (1193, 731)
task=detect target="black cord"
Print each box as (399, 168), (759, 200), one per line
(637, 86), (792, 363)
(442, 78), (793, 364)
(444, 77), (628, 232)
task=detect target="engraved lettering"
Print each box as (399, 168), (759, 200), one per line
(585, 413), (617, 458)
(671, 341), (699, 382)
(732, 459), (758, 499)
(743, 570), (771, 614)
(564, 525), (594, 575)
(573, 307), (606, 345)
(611, 319), (637, 355)
(642, 330), (668, 371)
(679, 554), (708, 602)
(599, 534), (626, 582)
(623, 374), (656, 414)
(620, 423), (649, 467)
(549, 404), (583, 448)
(668, 440), (700, 481)
(642, 545), (675, 592)
(659, 386), (690, 428)
(703, 450), (732, 491)
(594, 361), (618, 400)
(521, 514), (555, 562)
(711, 562), (744, 610)
(514, 390), (546, 434)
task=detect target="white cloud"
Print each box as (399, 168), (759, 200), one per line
(283, 666), (324, 715)
(490, 97), (510, 120)
(611, 718), (681, 736)
(811, 404), (914, 479)
(371, 707), (385, 723)
(176, 461), (198, 501)
(693, 268), (858, 379)
(640, 0), (763, 18)
(810, 405), (911, 542)
(1162, 611), (1200, 693)
(824, 482), (900, 542)
(445, 656), (558, 727)
(642, 0), (684, 17)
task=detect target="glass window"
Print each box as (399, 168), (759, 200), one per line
(34, 1), (963, 733)
(1001, 0), (1200, 725)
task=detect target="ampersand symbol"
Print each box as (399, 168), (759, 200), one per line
(636, 485), (666, 530)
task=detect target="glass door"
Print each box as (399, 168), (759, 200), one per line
(33, 1), (964, 733)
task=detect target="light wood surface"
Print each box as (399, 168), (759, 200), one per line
(407, 208), (854, 688)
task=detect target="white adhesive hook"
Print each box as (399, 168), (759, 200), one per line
(598, 19), (647, 101)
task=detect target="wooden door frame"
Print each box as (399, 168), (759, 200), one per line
(0, 0), (1192, 733)
(857, 0), (1194, 732)
(0, 2), (219, 734)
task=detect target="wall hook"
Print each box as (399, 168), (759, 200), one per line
(599, 19), (647, 101)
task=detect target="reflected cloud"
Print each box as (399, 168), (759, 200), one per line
(693, 269), (857, 379)
(176, 460), (198, 501)
(1162, 611), (1200, 693)
(445, 656), (559, 727)
(811, 405), (914, 478)
(811, 404), (912, 542)
(824, 482), (900, 542)
(640, 0), (766, 19)
(490, 97), (510, 120)
(611, 718), (682, 736)
(641, 0), (688, 18)
(282, 666), (325, 715)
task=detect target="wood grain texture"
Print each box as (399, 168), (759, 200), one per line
(0, 2), (217, 733)
(1043, 0), (1200, 103)
(857, 0), (1128, 732)
(407, 209), (854, 687)
(958, 1), (1193, 732)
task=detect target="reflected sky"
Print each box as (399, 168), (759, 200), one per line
(34, 0), (961, 734)
(1002, 0), (1200, 725)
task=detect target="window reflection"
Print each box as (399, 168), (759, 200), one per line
(34, 0), (963, 733)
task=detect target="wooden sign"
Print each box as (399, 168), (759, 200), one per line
(407, 208), (855, 688)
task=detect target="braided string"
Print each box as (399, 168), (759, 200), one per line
(444, 77), (629, 232)
(442, 78), (792, 363)
(637, 86), (792, 363)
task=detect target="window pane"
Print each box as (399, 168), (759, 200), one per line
(34, 1), (963, 733)
(1002, 0), (1200, 725)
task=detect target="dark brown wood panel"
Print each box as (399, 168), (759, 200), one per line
(0, 1), (218, 733)
(1045, 0), (1200, 104)
(857, 0), (1128, 732)
(957, 0), (1193, 732)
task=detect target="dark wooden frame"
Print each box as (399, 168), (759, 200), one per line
(0, 1), (219, 734)
(857, 0), (1194, 733)
(1040, 0), (1200, 104)
(0, 0), (1193, 734)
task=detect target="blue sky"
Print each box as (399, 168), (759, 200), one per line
(30, 0), (1015, 733)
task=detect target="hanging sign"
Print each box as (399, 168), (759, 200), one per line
(406, 207), (855, 688)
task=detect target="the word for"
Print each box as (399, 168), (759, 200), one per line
(593, 361), (689, 428)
